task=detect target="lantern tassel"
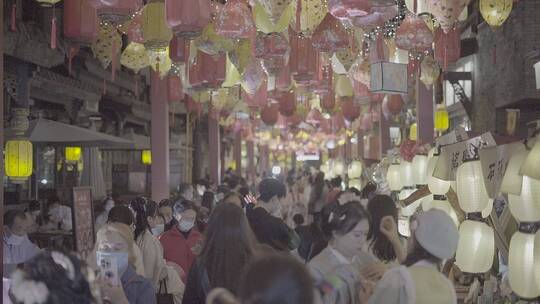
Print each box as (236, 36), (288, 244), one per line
(111, 39), (117, 82)
(51, 17), (57, 50)
(11, 3), (17, 32)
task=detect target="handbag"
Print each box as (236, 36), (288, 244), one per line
(156, 279), (175, 304)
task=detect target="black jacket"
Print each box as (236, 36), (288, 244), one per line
(246, 207), (292, 251)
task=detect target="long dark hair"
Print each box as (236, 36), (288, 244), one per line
(130, 197), (158, 240)
(107, 205), (135, 226)
(199, 203), (257, 294)
(367, 195), (399, 262)
(311, 172), (325, 201)
(201, 191), (215, 212)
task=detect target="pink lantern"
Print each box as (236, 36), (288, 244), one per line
(306, 109), (324, 125)
(311, 14), (349, 52)
(168, 74), (184, 103)
(64, 0), (98, 45)
(360, 113), (373, 130)
(275, 64), (292, 91)
(312, 65), (333, 95)
(189, 51), (226, 89)
(278, 91), (296, 117)
(90, 0), (142, 25)
(332, 112), (346, 131)
(384, 94), (404, 115)
(395, 13), (433, 52)
(328, 0), (372, 20)
(165, 0), (211, 38)
(340, 96), (361, 121)
(428, 0), (470, 33)
(321, 93), (337, 113)
(261, 57), (288, 76)
(353, 81), (370, 96)
(169, 36), (189, 63)
(242, 59), (266, 95)
(349, 60), (371, 88)
(244, 78), (268, 108)
(215, 0), (255, 39)
(352, 5), (398, 30)
(255, 32), (290, 60)
(261, 103), (279, 126)
(434, 27), (461, 69)
(119, 12), (144, 43)
(185, 96), (202, 116)
(290, 33), (323, 85)
(288, 113), (303, 127)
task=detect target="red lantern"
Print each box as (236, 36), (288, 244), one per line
(189, 51), (226, 89)
(353, 81), (370, 97)
(243, 78), (268, 108)
(64, 0), (98, 45)
(90, 0), (142, 25)
(185, 96), (202, 116)
(434, 27), (461, 70)
(352, 5), (398, 30)
(332, 112), (346, 131)
(215, 0), (255, 39)
(311, 14), (349, 52)
(168, 74), (183, 103)
(278, 91), (296, 117)
(169, 36), (189, 63)
(289, 33), (323, 85)
(255, 32), (290, 60)
(288, 113), (303, 127)
(329, 0), (372, 20)
(165, 0), (211, 38)
(306, 109), (324, 126)
(261, 103), (279, 126)
(395, 13), (433, 52)
(321, 93), (336, 113)
(312, 65), (333, 95)
(340, 96), (360, 121)
(384, 94), (404, 115)
(360, 113), (373, 130)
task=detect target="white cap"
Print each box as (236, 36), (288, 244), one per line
(414, 209), (459, 260)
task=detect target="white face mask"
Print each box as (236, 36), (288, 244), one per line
(151, 224), (165, 236)
(5, 233), (26, 246)
(178, 219), (195, 232)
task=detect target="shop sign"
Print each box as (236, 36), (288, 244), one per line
(72, 187), (94, 260)
(479, 142), (521, 198)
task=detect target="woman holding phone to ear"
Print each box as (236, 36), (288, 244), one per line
(95, 223), (156, 304)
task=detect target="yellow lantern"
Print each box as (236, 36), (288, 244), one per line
(141, 150), (152, 165)
(142, 0), (173, 52)
(434, 105), (450, 132)
(409, 123), (417, 141)
(508, 232), (540, 298)
(335, 75), (354, 97)
(290, 0), (327, 35)
(65, 147), (82, 162)
(120, 42), (150, 73)
(148, 48), (172, 78)
(92, 23), (122, 69)
(333, 161), (345, 176)
(412, 154), (428, 186)
(35, 0), (61, 6)
(455, 220), (495, 273)
(479, 0), (513, 28)
(253, 2), (294, 34)
(456, 160), (490, 214)
(386, 163), (402, 191)
(348, 161), (363, 179)
(5, 140), (33, 181)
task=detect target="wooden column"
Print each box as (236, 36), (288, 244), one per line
(416, 76), (435, 143)
(151, 72), (170, 202)
(259, 145), (269, 177)
(1, 0), (5, 264)
(247, 140), (255, 180)
(234, 132), (242, 176)
(208, 112), (221, 185)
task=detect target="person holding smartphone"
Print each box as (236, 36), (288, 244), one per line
(94, 223), (156, 304)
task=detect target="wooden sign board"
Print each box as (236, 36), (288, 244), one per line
(72, 187), (94, 260)
(478, 142), (521, 199)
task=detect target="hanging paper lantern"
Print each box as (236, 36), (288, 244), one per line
(508, 176), (540, 222)
(427, 154), (452, 196)
(500, 144), (527, 195)
(395, 13), (433, 52)
(255, 32), (290, 61)
(434, 105), (450, 132)
(261, 103), (280, 125)
(328, 0), (372, 20)
(168, 74), (184, 103)
(427, 0), (470, 33)
(244, 78), (268, 108)
(189, 50), (226, 88)
(141, 150), (152, 165)
(521, 138), (540, 180)
(334, 46), (360, 74)
(120, 42), (149, 73)
(420, 55), (441, 86)
(384, 94), (404, 115)
(479, 0), (512, 27)
(223, 54), (242, 88)
(423, 198), (460, 227)
(386, 163), (402, 191)
(215, 0), (256, 39)
(321, 93), (337, 113)
(257, 0), (293, 24)
(400, 160), (414, 188)
(456, 160), (490, 214)
(278, 91), (296, 117)
(64, 0), (98, 45)
(5, 140), (33, 182)
(169, 36), (188, 64)
(90, 0), (142, 26)
(433, 28), (461, 70)
(348, 160), (363, 178)
(412, 154), (428, 186)
(142, 1), (173, 52)
(508, 232), (540, 299)
(195, 24), (235, 56)
(228, 39), (253, 75)
(349, 59), (371, 88)
(92, 23), (122, 69)
(312, 65), (334, 95)
(335, 75), (354, 97)
(409, 123), (417, 141)
(289, 34), (323, 85)
(65, 147), (82, 162)
(241, 59), (266, 95)
(165, 0), (210, 38)
(311, 14), (349, 52)
(352, 5), (398, 30)
(290, 0), (327, 35)
(340, 96), (360, 122)
(148, 48), (172, 78)
(455, 220), (495, 273)
(253, 2), (294, 34)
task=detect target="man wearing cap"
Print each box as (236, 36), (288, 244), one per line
(363, 209), (459, 304)
(246, 178), (296, 252)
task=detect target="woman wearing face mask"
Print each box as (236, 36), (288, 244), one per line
(363, 209), (459, 304)
(159, 200), (202, 283)
(95, 223), (156, 304)
(3, 210), (41, 269)
(96, 197), (115, 232)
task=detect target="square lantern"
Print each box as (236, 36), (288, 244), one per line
(65, 147), (82, 162)
(141, 150), (152, 165)
(370, 61), (408, 94)
(5, 140), (33, 181)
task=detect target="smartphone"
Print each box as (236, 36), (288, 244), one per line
(98, 254), (119, 287)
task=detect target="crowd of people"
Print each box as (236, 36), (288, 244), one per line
(3, 168), (462, 304)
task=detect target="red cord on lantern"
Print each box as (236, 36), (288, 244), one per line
(51, 17), (57, 49)
(11, 3), (17, 32)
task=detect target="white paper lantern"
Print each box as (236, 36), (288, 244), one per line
(401, 196), (427, 217)
(399, 188), (415, 201)
(500, 144), (527, 195)
(333, 161), (345, 176)
(412, 154), (428, 186)
(320, 163), (330, 175)
(508, 176), (540, 222)
(455, 220), (495, 273)
(456, 160), (490, 214)
(482, 199), (494, 218)
(348, 161), (363, 179)
(400, 161), (414, 188)
(535, 230), (540, 291)
(509, 232), (540, 299)
(423, 198), (460, 227)
(387, 163), (402, 191)
(521, 138), (540, 181)
(349, 178), (363, 190)
(534, 61), (540, 90)
(427, 155), (452, 196)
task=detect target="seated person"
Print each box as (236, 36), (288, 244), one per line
(3, 210), (41, 271)
(46, 197), (73, 231)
